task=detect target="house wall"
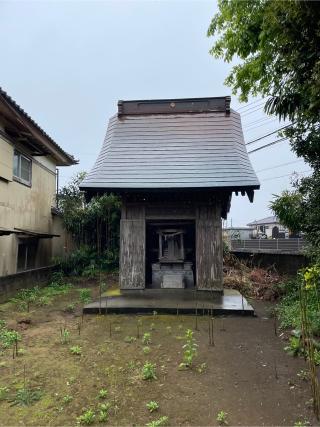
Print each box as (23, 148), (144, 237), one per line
(0, 132), (68, 277)
(120, 198), (223, 291)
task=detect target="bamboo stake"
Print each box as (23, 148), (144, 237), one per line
(195, 302), (199, 331)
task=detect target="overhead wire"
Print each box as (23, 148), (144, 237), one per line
(248, 137), (287, 154)
(246, 124), (292, 146)
(237, 99), (267, 113)
(260, 169), (312, 182)
(256, 159), (304, 173)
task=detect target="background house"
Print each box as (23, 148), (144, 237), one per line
(223, 227), (254, 241)
(247, 216), (289, 239)
(0, 88), (76, 280)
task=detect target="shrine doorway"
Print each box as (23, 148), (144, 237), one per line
(145, 220), (196, 289)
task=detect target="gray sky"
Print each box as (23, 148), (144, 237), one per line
(0, 0), (309, 226)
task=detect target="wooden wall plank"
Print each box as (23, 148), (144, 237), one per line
(196, 204), (223, 290)
(120, 202), (146, 289)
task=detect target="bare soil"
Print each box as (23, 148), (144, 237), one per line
(0, 275), (318, 426)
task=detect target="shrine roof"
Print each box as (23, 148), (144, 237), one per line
(80, 97), (260, 193)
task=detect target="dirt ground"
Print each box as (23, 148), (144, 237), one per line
(0, 276), (318, 426)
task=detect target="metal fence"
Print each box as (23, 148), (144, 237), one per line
(231, 238), (306, 253)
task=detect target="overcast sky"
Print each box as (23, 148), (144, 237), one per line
(0, 0), (309, 226)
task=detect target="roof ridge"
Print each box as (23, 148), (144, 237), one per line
(0, 87), (77, 165)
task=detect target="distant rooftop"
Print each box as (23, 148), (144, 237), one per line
(247, 216), (279, 226)
(0, 87), (77, 166)
(80, 96), (260, 195)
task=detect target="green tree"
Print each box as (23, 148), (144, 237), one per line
(57, 172), (121, 270)
(208, 0), (320, 257)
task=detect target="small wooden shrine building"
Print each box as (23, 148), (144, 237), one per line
(80, 97), (259, 292)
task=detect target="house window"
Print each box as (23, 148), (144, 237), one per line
(17, 239), (38, 272)
(13, 150), (32, 186)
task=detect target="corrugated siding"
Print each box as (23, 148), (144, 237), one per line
(81, 110), (260, 189)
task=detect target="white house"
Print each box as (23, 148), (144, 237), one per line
(247, 216), (288, 239)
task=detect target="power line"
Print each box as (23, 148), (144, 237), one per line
(244, 118), (279, 132)
(237, 99), (266, 113)
(243, 115), (276, 128)
(246, 124), (292, 146)
(248, 137), (287, 154)
(260, 169), (312, 182)
(237, 98), (264, 111)
(241, 104), (267, 117)
(256, 159), (304, 173)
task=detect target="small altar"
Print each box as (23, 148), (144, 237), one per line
(151, 228), (194, 289)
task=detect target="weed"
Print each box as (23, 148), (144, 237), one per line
(82, 263), (97, 279)
(313, 349), (320, 365)
(166, 326), (172, 334)
(98, 410), (108, 422)
(216, 410), (228, 425)
(36, 295), (52, 306)
(127, 360), (138, 371)
(62, 394), (73, 404)
(77, 409), (95, 425)
(150, 322), (155, 331)
(65, 303), (76, 313)
(142, 362), (157, 380)
(297, 370), (309, 381)
(98, 402), (111, 422)
(0, 320), (6, 329)
(11, 287), (40, 312)
(284, 336), (303, 357)
(179, 329), (198, 369)
(0, 387), (9, 401)
(142, 332), (152, 345)
(11, 387), (42, 406)
(60, 327), (70, 344)
(143, 346), (151, 355)
(124, 336), (136, 343)
(99, 402), (111, 412)
(70, 345), (82, 355)
(196, 362), (207, 374)
(0, 329), (21, 349)
(146, 401), (159, 412)
(294, 421), (310, 427)
(114, 326), (121, 332)
(98, 388), (108, 399)
(78, 289), (92, 304)
(146, 416), (168, 427)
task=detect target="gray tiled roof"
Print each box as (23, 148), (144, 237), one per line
(80, 101), (259, 191)
(247, 216), (279, 226)
(0, 87), (77, 165)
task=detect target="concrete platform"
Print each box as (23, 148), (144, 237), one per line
(83, 289), (254, 316)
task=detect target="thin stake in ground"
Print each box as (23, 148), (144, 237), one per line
(195, 302), (199, 331)
(208, 314), (215, 346)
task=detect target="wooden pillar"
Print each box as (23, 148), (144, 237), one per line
(195, 203), (223, 291)
(120, 203), (146, 289)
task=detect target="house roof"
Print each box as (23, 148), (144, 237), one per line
(247, 216), (279, 226)
(0, 87), (77, 166)
(80, 97), (260, 193)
